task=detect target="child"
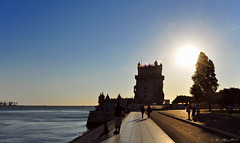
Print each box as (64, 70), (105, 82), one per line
(99, 122), (109, 137)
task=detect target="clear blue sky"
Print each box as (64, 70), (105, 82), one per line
(1, 0), (240, 105)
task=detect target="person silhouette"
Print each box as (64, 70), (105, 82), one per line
(141, 105), (145, 118)
(192, 105), (196, 121)
(113, 102), (124, 134)
(147, 105), (152, 118)
(196, 104), (200, 120)
(186, 105), (191, 120)
(228, 104), (233, 116)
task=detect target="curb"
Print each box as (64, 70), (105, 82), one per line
(158, 112), (240, 139)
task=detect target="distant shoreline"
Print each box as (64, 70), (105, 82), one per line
(0, 105), (97, 107)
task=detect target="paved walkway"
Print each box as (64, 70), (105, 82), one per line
(159, 109), (205, 125)
(101, 112), (174, 143)
(72, 112), (174, 143)
(158, 109), (240, 139)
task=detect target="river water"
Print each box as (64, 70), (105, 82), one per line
(0, 106), (95, 143)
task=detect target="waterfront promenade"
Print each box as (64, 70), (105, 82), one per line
(71, 109), (240, 143)
(71, 112), (174, 143)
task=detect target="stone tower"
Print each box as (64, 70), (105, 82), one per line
(134, 61), (165, 104)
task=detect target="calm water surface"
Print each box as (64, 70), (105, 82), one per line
(0, 106), (95, 143)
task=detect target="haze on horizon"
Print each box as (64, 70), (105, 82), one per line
(1, 0), (240, 105)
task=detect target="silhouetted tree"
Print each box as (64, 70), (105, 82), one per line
(190, 52), (219, 104)
(217, 88), (240, 108)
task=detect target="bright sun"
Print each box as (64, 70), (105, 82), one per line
(176, 45), (199, 67)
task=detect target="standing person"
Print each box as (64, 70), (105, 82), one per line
(113, 102), (124, 134)
(186, 105), (191, 120)
(209, 105), (212, 112)
(147, 105), (152, 118)
(228, 104), (233, 116)
(196, 104), (200, 120)
(192, 105), (196, 121)
(141, 105), (145, 118)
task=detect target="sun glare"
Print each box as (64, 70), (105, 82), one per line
(176, 45), (199, 67)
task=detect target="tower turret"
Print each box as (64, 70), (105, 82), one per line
(98, 92), (105, 106)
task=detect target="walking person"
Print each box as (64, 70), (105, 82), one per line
(113, 102), (124, 134)
(147, 105), (152, 118)
(186, 105), (191, 120)
(141, 105), (145, 118)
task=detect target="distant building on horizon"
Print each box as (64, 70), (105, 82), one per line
(134, 60), (165, 104)
(98, 92), (134, 110)
(0, 101), (18, 106)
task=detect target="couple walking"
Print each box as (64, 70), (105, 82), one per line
(141, 105), (152, 118)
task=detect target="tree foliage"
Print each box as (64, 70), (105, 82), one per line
(190, 52), (219, 103)
(217, 88), (240, 107)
